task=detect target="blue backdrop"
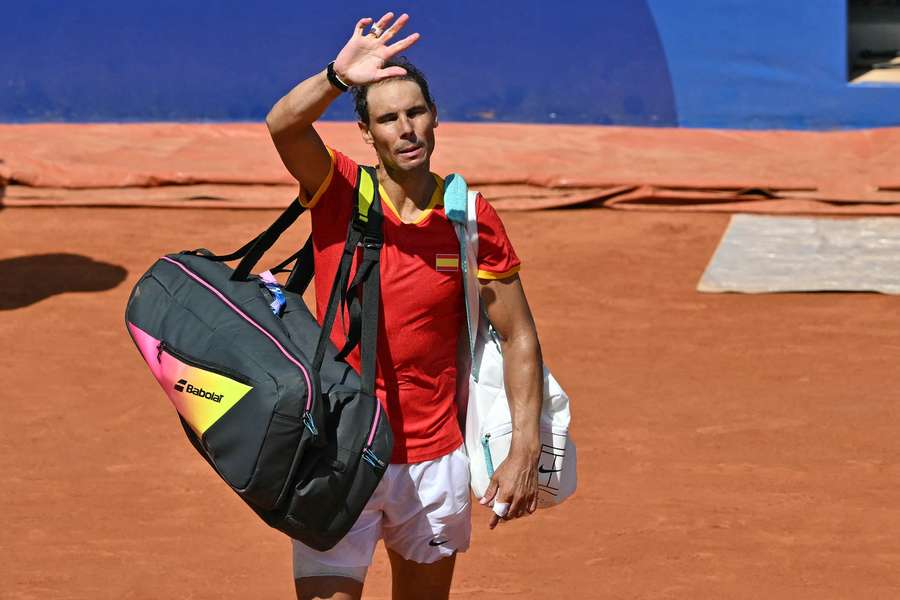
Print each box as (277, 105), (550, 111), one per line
(2, 1), (899, 129)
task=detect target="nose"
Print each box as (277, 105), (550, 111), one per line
(398, 115), (415, 137)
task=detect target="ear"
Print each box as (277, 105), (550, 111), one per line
(432, 104), (439, 128)
(358, 121), (374, 146)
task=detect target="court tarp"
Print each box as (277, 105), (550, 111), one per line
(698, 214), (900, 294)
(3, 123), (900, 212)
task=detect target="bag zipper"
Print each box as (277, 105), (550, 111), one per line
(480, 423), (513, 478)
(362, 447), (385, 471)
(157, 341), (255, 387)
(161, 256), (318, 435)
(481, 433), (496, 478)
(360, 400), (385, 471)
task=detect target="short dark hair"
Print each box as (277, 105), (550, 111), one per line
(352, 58), (435, 125)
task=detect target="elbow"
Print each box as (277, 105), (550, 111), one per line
(504, 327), (542, 365)
(265, 107), (281, 136)
(265, 96), (292, 138)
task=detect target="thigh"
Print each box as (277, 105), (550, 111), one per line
(293, 471), (392, 594)
(382, 444), (472, 564)
(294, 576), (363, 600)
(292, 506), (380, 582)
(388, 547), (457, 600)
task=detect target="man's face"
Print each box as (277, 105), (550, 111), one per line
(359, 79), (437, 172)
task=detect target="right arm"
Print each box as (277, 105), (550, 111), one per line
(265, 13), (420, 197)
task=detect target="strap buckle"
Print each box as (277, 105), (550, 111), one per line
(360, 236), (383, 250)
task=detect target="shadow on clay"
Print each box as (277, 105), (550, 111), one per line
(0, 253), (128, 310)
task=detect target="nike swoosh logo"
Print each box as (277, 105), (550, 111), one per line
(429, 538), (449, 547)
(538, 466), (561, 473)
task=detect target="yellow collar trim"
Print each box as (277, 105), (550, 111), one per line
(379, 174), (444, 225)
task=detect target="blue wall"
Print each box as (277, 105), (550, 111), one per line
(646, 0), (900, 129)
(1, 1), (676, 125)
(2, 1), (899, 129)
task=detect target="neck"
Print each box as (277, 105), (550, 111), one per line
(377, 161), (435, 212)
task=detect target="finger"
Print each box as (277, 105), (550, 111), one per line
(506, 495), (526, 520)
(379, 12), (409, 42)
(375, 66), (408, 80)
(354, 18), (373, 37)
(527, 495), (538, 514)
(370, 12), (394, 37)
(385, 33), (420, 57)
(488, 512), (501, 530)
(514, 501), (537, 519)
(374, 11), (395, 28)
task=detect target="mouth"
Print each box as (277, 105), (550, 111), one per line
(397, 144), (424, 158)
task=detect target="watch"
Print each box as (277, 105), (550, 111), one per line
(326, 61), (350, 93)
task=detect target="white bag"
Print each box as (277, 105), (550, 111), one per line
(445, 175), (577, 508)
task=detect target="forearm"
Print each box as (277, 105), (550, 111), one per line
(479, 274), (542, 522)
(500, 331), (543, 460)
(266, 69), (342, 139)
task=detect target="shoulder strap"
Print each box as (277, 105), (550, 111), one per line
(268, 162), (378, 296)
(351, 166), (383, 396)
(312, 165), (383, 396)
(462, 189), (482, 379)
(445, 174), (483, 380)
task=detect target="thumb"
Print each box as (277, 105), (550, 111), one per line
(480, 478), (499, 505)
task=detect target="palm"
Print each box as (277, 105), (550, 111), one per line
(333, 13), (420, 86)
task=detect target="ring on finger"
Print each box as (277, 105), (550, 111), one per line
(369, 25), (383, 38)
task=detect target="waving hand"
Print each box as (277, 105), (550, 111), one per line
(333, 13), (420, 87)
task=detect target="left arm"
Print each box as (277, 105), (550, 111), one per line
(478, 273), (543, 529)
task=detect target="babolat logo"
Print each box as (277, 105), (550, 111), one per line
(174, 379), (223, 403)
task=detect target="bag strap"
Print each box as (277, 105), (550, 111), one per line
(231, 198), (307, 281)
(445, 174), (483, 380)
(266, 235), (315, 295)
(183, 196), (308, 283)
(186, 197), (306, 271)
(312, 165), (383, 396)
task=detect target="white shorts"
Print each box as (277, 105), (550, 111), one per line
(292, 444), (471, 583)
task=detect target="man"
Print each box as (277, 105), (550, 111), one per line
(266, 13), (543, 600)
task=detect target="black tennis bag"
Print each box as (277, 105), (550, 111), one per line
(125, 166), (392, 551)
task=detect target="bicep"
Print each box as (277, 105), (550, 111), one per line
(480, 274), (538, 343)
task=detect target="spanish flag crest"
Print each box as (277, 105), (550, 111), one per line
(435, 253), (460, 272)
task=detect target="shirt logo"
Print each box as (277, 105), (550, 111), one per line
(435, 254), (459, 272)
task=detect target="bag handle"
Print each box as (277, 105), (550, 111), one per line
(183, 196), (308, 283)
(265, 235), (315, 295)
(231, 198), (307, 281)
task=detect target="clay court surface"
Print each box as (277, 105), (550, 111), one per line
(4, 202), (900, 599)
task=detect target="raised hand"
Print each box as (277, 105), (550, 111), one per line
(333, 13), (420, 87)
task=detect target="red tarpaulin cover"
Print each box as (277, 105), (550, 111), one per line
(3, 122), (900, 213)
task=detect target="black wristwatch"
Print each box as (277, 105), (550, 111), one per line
(326, 61), (350, 93)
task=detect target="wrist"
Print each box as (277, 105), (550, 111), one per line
(510, 432), (540, 462)
(326, 61), (350, 93)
